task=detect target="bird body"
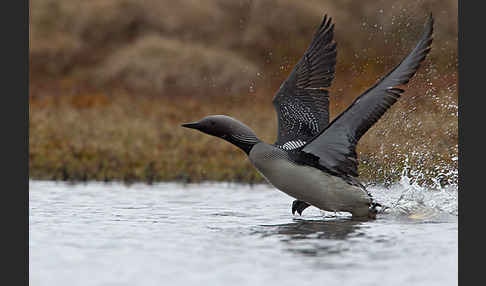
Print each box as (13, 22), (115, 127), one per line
(249, 142), (372, 217)
(182, 14), (434, 219)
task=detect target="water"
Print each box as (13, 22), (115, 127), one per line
(29, 180), (457, 286)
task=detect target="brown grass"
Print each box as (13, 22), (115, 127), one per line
(30, 0), (457, 82)
(29, 0), (458, 187)
(93, 35), (259, 96)
(29, 69), (457, 187)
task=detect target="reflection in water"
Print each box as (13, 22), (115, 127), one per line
(259, 218), (362, 240)
(253, 218), (365, 258)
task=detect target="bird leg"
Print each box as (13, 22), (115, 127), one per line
(292, 200), (311, 215)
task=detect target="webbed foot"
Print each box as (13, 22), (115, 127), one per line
(292, 200), (311, 215)
(367, 202), (389, 219)
(370, 202), (389, 213)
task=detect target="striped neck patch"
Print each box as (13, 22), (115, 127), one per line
(279, 140), (306, 150)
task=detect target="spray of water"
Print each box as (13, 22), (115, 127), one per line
(369, 155), (458, 219)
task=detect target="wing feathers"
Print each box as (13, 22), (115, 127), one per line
(273, 14), (337, 146)
(301, 14), (434, 177)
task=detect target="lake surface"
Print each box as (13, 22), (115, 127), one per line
(29, 180), (457, 286)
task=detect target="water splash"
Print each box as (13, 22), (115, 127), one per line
(367, 149), (458, 219)
(369, 172), (458, 220)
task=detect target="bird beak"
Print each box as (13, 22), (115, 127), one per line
(181, 122), (200, 130)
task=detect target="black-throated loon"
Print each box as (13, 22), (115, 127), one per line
(182, 14), (433, 219)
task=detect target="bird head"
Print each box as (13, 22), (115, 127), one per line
(182, 115), (260, 154)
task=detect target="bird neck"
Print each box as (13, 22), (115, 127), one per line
(225, 133), (260, 155)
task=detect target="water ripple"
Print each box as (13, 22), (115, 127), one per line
(30, 180), (457, 286)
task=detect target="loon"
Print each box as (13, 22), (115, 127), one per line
(182, 14), (433, 219)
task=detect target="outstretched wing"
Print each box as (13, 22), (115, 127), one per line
(301, 14), (434, 177)
(273, 15), (337, 150)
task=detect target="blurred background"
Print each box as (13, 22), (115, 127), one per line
(29, 0), (458, 187)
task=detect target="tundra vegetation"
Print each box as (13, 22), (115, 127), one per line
(30, 0), (457, 188)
